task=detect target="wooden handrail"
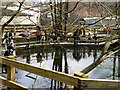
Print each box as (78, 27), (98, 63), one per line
(0, 57), (80, 87)
(14, 39), (108, 45)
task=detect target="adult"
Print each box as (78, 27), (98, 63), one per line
(40, 31), (45, 41)
(26, 31), (30, 40)
(9, 30), (13, 38)
(73, 29), (82, 41)
(4, 32), (9, 40)
(3, 32), (9, 46)
(7, 43), (15, 55)
(36, 26), (41, 41)
(36, 30), (41, 41)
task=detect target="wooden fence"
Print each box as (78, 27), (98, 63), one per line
(0, 56), (119, 89)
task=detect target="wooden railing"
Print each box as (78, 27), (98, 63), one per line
(0, 56), (119, 89)
(14, 38), (119, 48)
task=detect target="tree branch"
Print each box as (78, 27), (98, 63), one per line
(1, 0), (25, 34)
(85, 3), (120, 26)
(81, 46), (120, 74)
(65, 2), (79, 14)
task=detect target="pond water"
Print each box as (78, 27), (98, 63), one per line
(15, 45), (119, 88)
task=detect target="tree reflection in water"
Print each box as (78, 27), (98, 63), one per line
(51, 46), (69, 89)
(15, 46), (119, 88)
(26, 49), (30, 64)
(87, 47), (92, 57)
(72, 46), (99, 62)
(113, 53), (116, 80)
(93, 48), (97, 62)
(73, 47), (82, 61)
(118, 51), (120, 79)
(82, 47), (86, 59)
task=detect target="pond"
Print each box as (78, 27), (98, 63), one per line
(15, 45), (119, 88)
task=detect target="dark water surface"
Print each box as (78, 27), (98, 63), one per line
(15, 45), (119, 88)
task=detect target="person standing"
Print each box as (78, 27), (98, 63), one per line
(40, 31), (45, 41)
(3, 32), (9, 45)
(36, 26), (41, 41)
(4, 32), (9, 40)
(9, 30), (13, 38)
(36, 30), (41, 41)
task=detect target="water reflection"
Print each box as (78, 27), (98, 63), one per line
(118, 51), (120, 79)
(53, 47), (63, 72)
(93, 48), (97, 62)
(26, 49), (30, 64)
(72, 46), (100, 62)
(36, 53), (43, 63)
(87, 47), (92, 57)
(51, 46), (68, 89)
(16, 46), (101, 63)
(73, 47), (82, 61)
(113, 53), (116, 80)
(16, 46), (119, 88)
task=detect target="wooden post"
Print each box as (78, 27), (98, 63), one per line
(7, 66), (16, 81)
(74, 72), (88, 90)
(7, 56), (16, 89)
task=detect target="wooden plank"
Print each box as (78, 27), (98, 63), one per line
(0, 76), (28, 90)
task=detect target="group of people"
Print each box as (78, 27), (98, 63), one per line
(2, 31), (15, 73)
(73, 28), (97, 41)
(2, 31), (15, 57)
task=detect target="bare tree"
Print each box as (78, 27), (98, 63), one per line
(1, 0), (25, 35)
(49, 1), (80, 40)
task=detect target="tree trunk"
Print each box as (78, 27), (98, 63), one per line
(53, 0), (57, 39)
(64, 2), (69, 39)
(50, 1), (55, 29)
(117, 1), (120, 78)
(81, 40), (119, 74)
(0, 1), (2, 44)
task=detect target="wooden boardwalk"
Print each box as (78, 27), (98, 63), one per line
(14, 38), (119, 48)
(1, 26), (119, 89)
